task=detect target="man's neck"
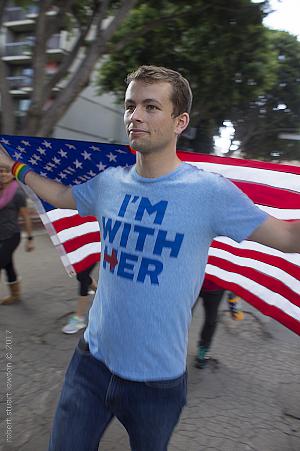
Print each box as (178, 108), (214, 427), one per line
(135, 151), (182, 179)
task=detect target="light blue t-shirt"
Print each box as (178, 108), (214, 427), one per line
(72, 162), (268, 381)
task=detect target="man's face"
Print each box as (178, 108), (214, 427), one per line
(124, 80), (181, 154)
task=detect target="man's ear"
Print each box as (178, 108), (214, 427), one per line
(175, 112), (190, 136)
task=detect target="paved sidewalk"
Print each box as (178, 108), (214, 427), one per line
(0, 233), (299, 451)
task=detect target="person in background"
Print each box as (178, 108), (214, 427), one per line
(62, 263), (97, 334)
(194, 278), (225, 369)
(0, 165), (34, 304)
(194, 278), (245, 369)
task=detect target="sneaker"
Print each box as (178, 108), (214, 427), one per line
(62, 315), (87, 334)
(194, 346), (209, 369)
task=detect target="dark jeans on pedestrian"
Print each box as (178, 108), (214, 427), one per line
(48, 337), (187, 451)
(198, 289), (224, 349)
(0, 232), (20, 282)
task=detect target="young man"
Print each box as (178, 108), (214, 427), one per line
(0, 65), (299, 451)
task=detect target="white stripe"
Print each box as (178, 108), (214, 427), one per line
(215, 237), (300, 266)
(206, 264), (300, 321)
(66, 242), (101, 265)
(188, 161), (300, 192)
(208, 247), (300, 295)
(47, 209), (79, 221)
(257, 204), (300, 220)
(56, 221), (100, 243)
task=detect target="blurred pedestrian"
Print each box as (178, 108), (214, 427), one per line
(0, 165), (34, 304)
(194, 279), (225, 369)
(62, 263), (97, 334)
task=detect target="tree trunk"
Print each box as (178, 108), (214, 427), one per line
(21, 0), (138, 136)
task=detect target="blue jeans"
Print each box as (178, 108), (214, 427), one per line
(48, 338), (187, 451)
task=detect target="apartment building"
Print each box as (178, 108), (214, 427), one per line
(1, 1), (128, 145)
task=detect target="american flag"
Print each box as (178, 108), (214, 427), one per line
(0, 135), (135, 274)
(1, 135), (300, 335)
(178, 151), (300, 336)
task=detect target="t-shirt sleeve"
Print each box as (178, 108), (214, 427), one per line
(14, 188), (27, 209)
(210, 174), (269, 243)
(72, 173), (101, 217)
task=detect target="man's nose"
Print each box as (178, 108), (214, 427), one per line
(130, 106), (143, 122)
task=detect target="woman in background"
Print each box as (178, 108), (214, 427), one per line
(0, 165), (34, 304)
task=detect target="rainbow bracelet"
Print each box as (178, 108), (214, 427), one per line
(11, 161), (32, 184)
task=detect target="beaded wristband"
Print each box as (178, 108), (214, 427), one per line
(11, 161), (32, 184)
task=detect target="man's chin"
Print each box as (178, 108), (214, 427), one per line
(129, 140), (148, 154)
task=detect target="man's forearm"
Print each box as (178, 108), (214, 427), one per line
(288, 221), (300, 253)
(23, 170), (76, 210)
(0, 145), (76, 209)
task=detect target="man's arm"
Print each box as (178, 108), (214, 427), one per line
(0, 145), (76, 209)
(248, 216), (300, 253)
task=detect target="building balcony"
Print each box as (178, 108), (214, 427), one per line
(7, 75), (32, 90)
(3, 5), (39, 22)
(3, 5), (56, 31)
(4, 41), (33, 57)
(2, 41), (33, 63)
(2, 35), (65, 64)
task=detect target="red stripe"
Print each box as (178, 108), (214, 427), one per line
(207, 255), (300, 308)
(211, 240), (300, 280)
(177, 150), (300, 175)
(204, 274), (300, 335)
(63, 231), (101, 253)
(72, 253), (100, 273)
(232, 180), (300, 208)
(52, 214), (97, 233)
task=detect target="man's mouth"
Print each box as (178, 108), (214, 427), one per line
(129, 129), (148, 135)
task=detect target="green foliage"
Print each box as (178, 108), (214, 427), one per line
(233, 30), (300, 161)
(96, 0), (274, 152)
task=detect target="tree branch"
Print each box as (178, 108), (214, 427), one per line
(0, 60), (16, 134)
(25, 1), (53, 133)
(41, 1), (103, 104)
(43, 0), (75, 43)
(102, 0), (138, 42)
(37, 0), (137, 135)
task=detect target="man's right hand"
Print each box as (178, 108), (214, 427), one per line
(0, 144), (14, 170)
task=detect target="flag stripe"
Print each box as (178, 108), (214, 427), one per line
(63, 231), (101, 253)
(232, 180), (300, 209)
(205, 272), (300, 335)
(205, 265), (300, 320)
(66, 242), (101, 265)
(211, 240), (300, 279)
(216, 236), (300, 265)
(51, 214), (97, 233)
(187, 160), (300, 192)
(208, 254), (300, 308)
(178, 151), (300, 175)
(55, 220), (99, 243)
(257, 204), (300, 220)
(72, 254), (101, 274)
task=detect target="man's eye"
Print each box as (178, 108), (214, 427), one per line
(125, 105), (135, 111)
(146, 105), (158, 111)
